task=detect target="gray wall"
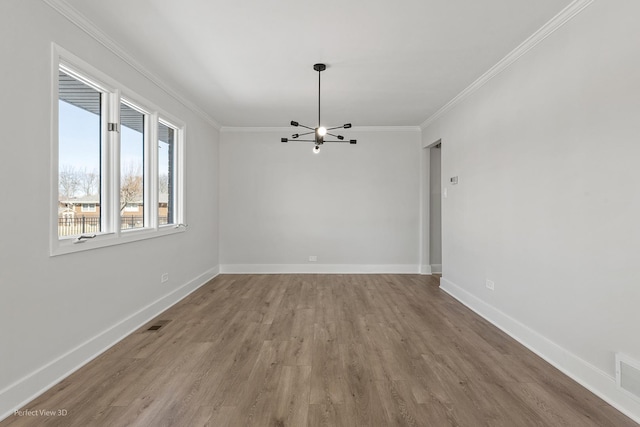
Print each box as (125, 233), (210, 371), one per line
(0, 0), (219, 418)
(422, 0), (640, 419)
(219, 129), (421, 272)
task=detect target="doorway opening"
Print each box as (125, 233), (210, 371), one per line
(429, 142), (442, 274)
(421, 140), (442, 275)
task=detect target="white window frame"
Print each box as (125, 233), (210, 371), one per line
(158, 118), (185, 228)
(50, 44), (186, 256)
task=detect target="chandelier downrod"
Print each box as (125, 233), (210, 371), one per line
(314, 63), (326, 128)
(318, 66), (321, 128)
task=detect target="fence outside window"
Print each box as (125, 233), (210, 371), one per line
(58, 216), (169, 236)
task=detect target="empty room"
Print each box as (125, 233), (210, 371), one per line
(1, 0), (639, 425)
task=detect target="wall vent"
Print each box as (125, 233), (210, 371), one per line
(616, 353), (640, 402)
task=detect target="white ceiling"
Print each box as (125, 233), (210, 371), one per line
(61, 0), (573, 128)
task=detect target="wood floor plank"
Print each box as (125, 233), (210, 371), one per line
(234, 340), (288, 426)
(283, 334), (313, 366)
(308, 403), (352, 427)
(509, 381), (601, 426)
(204, 405), (238, 427)
(205, 322), (265, 408)
(313, 278), (337, 324)
(2, 274), (637, 427)
(374, 379), (422, 426)
(340, 342), (389, 426)
(259, 278), (288, 326)
(109, 365), (167, 407)
(310, 323), (345, 405)
(272, 365), (311, 426)
(595, 405), (640, 427)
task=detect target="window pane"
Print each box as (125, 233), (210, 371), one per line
(58, 70), (101, 237)
(158, 122), (175, 225)
(120, 102), (145, 230)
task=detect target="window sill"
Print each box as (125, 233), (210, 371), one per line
(50, 225), (186, 257)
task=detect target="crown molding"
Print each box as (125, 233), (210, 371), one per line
(220, 125), (421, 133)
(420, 0), (594, 130)
(220, 126), (296, 133)
(42, 0), (221, 130)
(351, 126), (421, 132)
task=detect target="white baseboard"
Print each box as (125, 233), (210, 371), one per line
(439, 277), (640, 424)
(0, 265), (220, 422)
(430, 264), (442, 274)
(220, 264), (419, 274)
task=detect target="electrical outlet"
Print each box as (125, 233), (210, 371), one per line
(485, 279), (495, 291)
(161, 273), (169, 283)
(308, 256), (317, 262)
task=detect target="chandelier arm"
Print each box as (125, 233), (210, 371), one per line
(287, 139), (353, 143)
(295, 123), (315, 131)
(293, 130), (315, 138)
(326, 132), (343, 139)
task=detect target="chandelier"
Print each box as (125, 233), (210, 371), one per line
(281, 63), (356, 153)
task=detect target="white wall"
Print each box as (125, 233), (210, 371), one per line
(219, 129), (421, 273)
(0, 0), (219, 418)
(422, 0), (640, 420)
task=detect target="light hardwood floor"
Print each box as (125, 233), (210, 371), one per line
(2, 274), (637, 426)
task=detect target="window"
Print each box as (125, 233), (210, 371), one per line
(52, 46), (185, 255)
(123, 203), (139, 212)
(81, 203), (97, 213)
(158, 121), (177, 226)
(58, 69), (102, 236)
(120, 101), (146, 230)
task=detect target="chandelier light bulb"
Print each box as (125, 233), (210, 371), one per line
(317, 126), (327, 137)
(313, 145), (320, 154)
